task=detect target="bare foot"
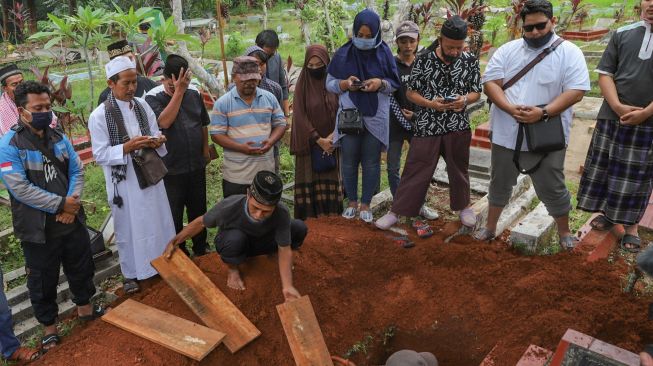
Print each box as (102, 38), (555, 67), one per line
(227, 268), (246, 290)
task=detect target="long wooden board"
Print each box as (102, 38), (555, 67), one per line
(102, 299), (225, 361)
(276, 296), (334, 366)
(151, 250), (261, 353)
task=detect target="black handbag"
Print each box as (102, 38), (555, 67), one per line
(337, 108), (364, 135)
(512, 106), (565, 174)
(132, 147), (168, 189)
(310, 144), (337, 173)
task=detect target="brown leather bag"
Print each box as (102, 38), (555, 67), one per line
(131, 147), (167, 189)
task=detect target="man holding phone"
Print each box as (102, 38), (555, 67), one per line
(376, 16), (482, 234)
(210, 56), (286, 198)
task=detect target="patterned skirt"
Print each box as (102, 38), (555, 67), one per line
(293, 152), (343, 220)
(577, 119), (653, 225)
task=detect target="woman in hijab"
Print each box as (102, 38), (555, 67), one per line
(326, 8), (401, 223)
(290, 45), (342, 220)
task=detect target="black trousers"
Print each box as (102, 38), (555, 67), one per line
(21, 223), (96, 326)
(164, 168), (208, 255)
(222, 179), (250, 198)
(215, 219), (307, 265)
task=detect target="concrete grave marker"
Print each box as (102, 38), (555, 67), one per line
(549, 329), (639, 366)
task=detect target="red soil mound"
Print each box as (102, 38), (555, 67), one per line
(32, 217), (652, 366)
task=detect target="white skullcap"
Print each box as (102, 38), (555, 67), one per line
(105, 56), (136, 80)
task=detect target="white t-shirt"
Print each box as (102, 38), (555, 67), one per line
(482, 34), (590, 151)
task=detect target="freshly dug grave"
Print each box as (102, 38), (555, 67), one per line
(32, 217), (652, 366)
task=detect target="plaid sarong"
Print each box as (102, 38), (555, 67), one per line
(577, 118), (653, 225)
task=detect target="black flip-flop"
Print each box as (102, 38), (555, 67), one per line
(620, 234), (642, 253)
(79, 304), (109, 322)
(41, 333), (60, 351)
(123, 279), (140, 294)
(590, 215), (614, 231)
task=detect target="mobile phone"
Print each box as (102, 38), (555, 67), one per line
(443, 95), (457, 103)
(148, 136), (159, 140)
(351, 80), (364, 89)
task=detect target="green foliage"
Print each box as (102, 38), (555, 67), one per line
(148, 12), (200, 54)
(302, 0), (348, 53)
(484, 15), (506, 46)
(0, 234), (25, 274)
(226, 31), (244, 58)
(111, 4), (155, 40)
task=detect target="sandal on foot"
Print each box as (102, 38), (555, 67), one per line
(590, 215), (614, 231)
(359, 210), (373, 223)
(459, 208), (477, 228)
(620, 234), (642, 253)
(386, 234), (415, 249)
(79, 304), (109, 322)
(412, 220), (433, 239)
(342, 207), (357, 219)
(7, 346), (41, 362)
(375, 212), (398, 230)
(41, 334), (60, 351)
(123, 279), (140, 294)
(472, 228), (495, 241)
(419, 205), (439, 220)
(559, 235), (579, 251)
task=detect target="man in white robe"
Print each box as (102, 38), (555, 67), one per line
(88, 56), (174, 293)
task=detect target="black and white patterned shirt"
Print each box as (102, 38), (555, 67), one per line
(408, 50), (481, 137)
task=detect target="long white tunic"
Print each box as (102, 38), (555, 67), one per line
(89, 97), (175, 280)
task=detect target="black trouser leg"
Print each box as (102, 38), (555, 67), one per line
(60, 224), (96, 307)
(164, 173), (189, 255)
(165, 169), (208, 256)
(22, 224), (95, 326)
(222, 179), (249, 198)
(186, 169), (208, 255)
(215, 229), (249, 265)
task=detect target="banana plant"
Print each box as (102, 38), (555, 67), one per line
(148, 12), (199, 60)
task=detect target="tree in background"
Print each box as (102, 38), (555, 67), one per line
(300, 0), (347, 53)
(30, 6), (110, 108)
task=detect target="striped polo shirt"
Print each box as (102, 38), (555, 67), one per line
(210, 87), (286, 184)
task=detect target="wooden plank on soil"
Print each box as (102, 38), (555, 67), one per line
(102, 299), (225, 361)
(151, 250), (261, 353)
(276, 296), (334, 366)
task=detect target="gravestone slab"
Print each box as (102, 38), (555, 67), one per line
(549, 329), (639, 366)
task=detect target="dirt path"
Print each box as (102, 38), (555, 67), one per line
(32, 217), (651, 366)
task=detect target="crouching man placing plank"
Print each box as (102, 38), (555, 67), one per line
(164, 170), (307, 300)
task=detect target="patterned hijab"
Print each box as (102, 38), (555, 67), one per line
(290, 45), (339, 156)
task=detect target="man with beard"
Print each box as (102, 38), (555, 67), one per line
(89, 56), (175, 294)
(473, 0), (589, 249)
(210, 56), (286, 198)
(375, 16), (481, 236)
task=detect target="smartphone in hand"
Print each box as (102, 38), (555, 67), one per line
(443, 95), (458, 103)
(351, 80), (364, 90)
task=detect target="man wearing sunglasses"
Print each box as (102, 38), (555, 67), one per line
(474, 0), (590, 249)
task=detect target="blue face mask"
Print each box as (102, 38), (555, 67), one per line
(353, 34), (379, 50)
(27, 111), (53, 130)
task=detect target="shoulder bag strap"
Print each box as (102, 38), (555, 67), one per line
(502, 38), (565, 91)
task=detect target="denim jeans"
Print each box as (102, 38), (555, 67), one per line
(0, 268), (20, 358)
(340, 130), (383, 205)
(387, 128), (411, 197)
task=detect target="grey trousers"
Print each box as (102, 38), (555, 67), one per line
(488, 143), (571, 218)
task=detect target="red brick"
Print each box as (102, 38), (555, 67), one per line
(515, 345), (552, 366)
(549, 329), (639, 366)
(474, 122), (491, 139)
(588, 338), (639, 366)
(470, 136), (491, 149)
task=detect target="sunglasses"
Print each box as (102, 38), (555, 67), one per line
(522, 21), (548, 32)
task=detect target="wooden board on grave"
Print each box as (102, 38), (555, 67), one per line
(151, 250), (261, 353)
(276, 296), (334, 366)
(548, 329), (639, 366)
(102, 299), (225, 361)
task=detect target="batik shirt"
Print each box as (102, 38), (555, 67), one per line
(408, 50), (481, 137)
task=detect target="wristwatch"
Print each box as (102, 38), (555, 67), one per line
(540, 108), (550, 122)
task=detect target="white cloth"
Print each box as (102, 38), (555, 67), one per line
(482, 34), (590, 151)
(105, 56), (136, 79)
(88, 97), (175, 280)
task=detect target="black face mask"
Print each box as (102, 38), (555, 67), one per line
(523, 31), (554, 49)
(307, 66), (326, 79)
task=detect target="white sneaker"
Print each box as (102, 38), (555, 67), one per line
(420, 205), (439, 220)
(375, 212), (398, 230)
(342, 207), (357, 219)
(359, 210), (373, 223)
